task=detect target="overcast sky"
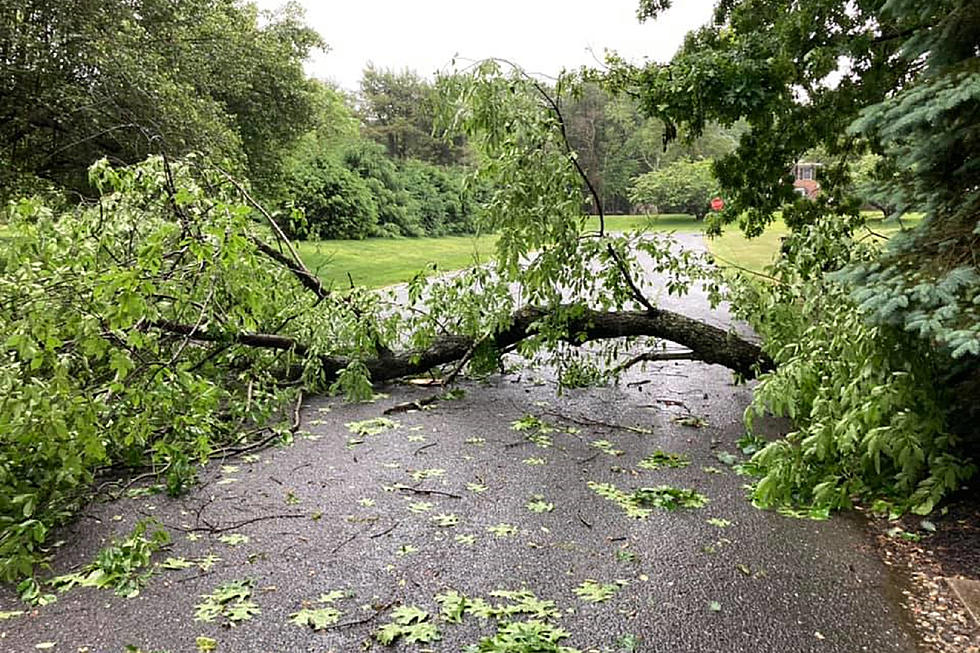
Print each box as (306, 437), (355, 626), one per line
(254, 0), (717, 91)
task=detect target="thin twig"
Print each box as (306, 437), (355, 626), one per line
(709, 252), (785, 284)
(395, 485), (462, 499)
(606, 243), (658, 313)
(413, 443), (438, 456)
(330, 534), (358, 554)
(542, 410), (651, 435)
(177, 513), (306, 534)
(321, 602), (395, 630)
(218, 168), (309, 274)
(384, 394), (441, 415)
(611, 349), (694, 376)
(369, 522), (399, 539)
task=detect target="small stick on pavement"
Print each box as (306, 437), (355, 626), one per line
(369, 522), (399, 539)
(330, 534), (358, 554)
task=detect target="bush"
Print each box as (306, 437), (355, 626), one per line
(629, 159), (717, 219)
(283, 153), (378, 239)
(730, 218), (975, 515)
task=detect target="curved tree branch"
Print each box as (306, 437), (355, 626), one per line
(152, 304), (772, 384)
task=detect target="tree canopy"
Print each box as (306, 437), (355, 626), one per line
(0, 0), (323, 198)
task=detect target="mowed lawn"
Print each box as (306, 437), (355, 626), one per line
(296, 212), (919, 288)
(707, 212), (921, 274)
(298, 214), (702, 288)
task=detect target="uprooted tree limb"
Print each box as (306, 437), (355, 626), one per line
(153, 302), (773, 382)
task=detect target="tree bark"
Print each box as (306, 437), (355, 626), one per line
(153, 304), (773, 384)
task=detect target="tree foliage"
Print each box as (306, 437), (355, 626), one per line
(359, 65), (466, 165)
(615, 0), (979, 511)
(629, 159), (717, 219)
(0, 0), (323, 198)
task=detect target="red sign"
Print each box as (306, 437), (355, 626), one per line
(711, 197), (724, 211)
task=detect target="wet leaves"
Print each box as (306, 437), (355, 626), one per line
(637, 451), (690, 470)
(288, 606), (341, 630)
(526, 496), (555, 513)
(218, 533), (249, 546)
(672, 415), (708, 428)
(591, 439), (624, 456)
(487, 523), (518, 538)
(573, 579), (624, 603)
(194, 579), (260, 625)
(375, 605), (440, 646)
(430, 513), (459, 527)
(346, 417), (399, 436)
(409, 468), (445, 481)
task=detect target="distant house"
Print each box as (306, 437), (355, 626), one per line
(792, 162), (821, 199)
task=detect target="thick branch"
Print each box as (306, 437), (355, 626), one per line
(152, 305), (772, 382)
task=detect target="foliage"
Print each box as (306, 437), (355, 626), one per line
(281, 150), (379, 240)
(637, 451), (690, 470)
(194, 579), (260, 626)
(374, 605), (441, 646)
(841, 0), (980, 374)
(588, 481), (708, 518)
(525, 497), (555, 513)
(346, 418), (400, 436)
(281, 134), (481, 240)
(359, 65), (466, 165)
(561, 82), (741, 215)
(0, 0), (323, 198)
(465, 620), (577, 653)
(631, 486), (709, 510)
(572, 580), (622, 603)
(289, 605), (341, 630)
(629, 160), (717, 220)
(48, 520), (169, 598)
(732, 220), (975, 513)
(0, 157), (390, 580)
(617, 0), (979, 510)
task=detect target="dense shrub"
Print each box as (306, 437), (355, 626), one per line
(629, 159), (717, 219)
(730, 219), (975, 515)
(283, 154), (378, 239)
(282, 137), (481, 240)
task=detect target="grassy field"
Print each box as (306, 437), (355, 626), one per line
(297, 234), (500, 289)
(298, 215), (703, 288)
(583, 213), (703, 234)
(706, 213), (921, 274)
(295, 212), (923, 288)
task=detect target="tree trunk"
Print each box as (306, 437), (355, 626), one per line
(154, 304), (773, 385)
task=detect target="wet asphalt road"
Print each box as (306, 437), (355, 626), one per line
(0, 235), (917, 652)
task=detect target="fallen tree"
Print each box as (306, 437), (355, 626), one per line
(1, 156), (766, 583)
(154, 304), (771, 383)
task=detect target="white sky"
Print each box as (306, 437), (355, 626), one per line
(255, 0), (717, 91)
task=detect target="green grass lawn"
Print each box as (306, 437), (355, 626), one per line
(297, 234), (500, 289)
(295, 212), (920, 289)
(298, 215), (703, 289)
(706, 212), (922, 275)
(583, 213), (704, 234)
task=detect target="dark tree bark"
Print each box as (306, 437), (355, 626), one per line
(153, 303), (772, 385)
